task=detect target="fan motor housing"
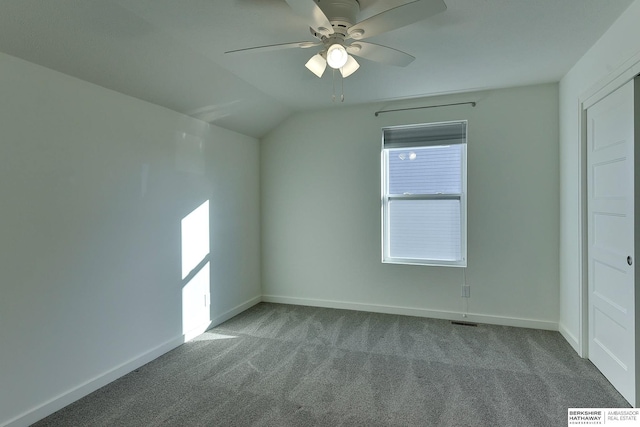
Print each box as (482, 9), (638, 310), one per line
(316, 0), (360, 35)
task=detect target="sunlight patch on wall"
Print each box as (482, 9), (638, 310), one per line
(182, 263), (210, 340)
(181, 200), (211, 340)
(181, 200), (210, 280)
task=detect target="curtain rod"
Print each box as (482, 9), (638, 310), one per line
(374, 101), (477, 117)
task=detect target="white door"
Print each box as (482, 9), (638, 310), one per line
(587, 79), (636, 406)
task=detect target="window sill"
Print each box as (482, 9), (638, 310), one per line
(382, 258), (467, 268)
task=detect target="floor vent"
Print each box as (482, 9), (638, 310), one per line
(451, 321), (478, 327)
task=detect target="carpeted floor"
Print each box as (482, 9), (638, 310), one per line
(33, 303), (629, 426)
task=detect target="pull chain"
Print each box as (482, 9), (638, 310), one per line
(332, 69), (336, 103)
(331, 69), (345, 103)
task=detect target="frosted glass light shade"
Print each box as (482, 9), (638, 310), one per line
(305, 54), (327, 78)
(327, 44), (348, 69)
(340, 55), (360, 78)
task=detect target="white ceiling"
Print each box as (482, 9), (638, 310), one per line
(0, 0), (633, 138)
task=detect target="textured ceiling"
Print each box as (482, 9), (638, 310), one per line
(0, 0), (634, 138)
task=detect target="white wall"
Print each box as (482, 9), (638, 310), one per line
(261, 84), (559, 329)
(559, 0), (640, 354)
(0, 52), (261, 427)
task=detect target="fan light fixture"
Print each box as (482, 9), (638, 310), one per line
(225, 0), (449, 99)
(326, 44), (348, 69)
(226, 0), (448, 85)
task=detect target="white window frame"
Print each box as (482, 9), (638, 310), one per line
(381, 121), (467, 267)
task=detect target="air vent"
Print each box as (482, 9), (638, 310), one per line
(451, 321), (478, 327)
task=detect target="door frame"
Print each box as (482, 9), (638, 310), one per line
(577, 54), (640, 359)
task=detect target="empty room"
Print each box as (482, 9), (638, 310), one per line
(1, 0), (640, 426)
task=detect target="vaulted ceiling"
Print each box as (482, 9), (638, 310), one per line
(0, 0), (634, 138)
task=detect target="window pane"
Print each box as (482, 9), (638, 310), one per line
(388, 199), (461, 261)
(388, 145), (462, 195)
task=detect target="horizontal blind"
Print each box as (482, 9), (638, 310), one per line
(383, 121), (467, 149)
(388, 199), (461, 261)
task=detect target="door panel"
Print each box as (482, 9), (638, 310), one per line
(587, 79), (635, 406)
(593, 158), (628, 198)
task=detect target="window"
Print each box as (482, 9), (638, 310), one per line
(381, 121), (467, 267)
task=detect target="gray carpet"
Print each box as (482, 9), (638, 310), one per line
(33, 303), (629, 426)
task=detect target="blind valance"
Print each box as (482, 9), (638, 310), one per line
(383, 120), (467, 149)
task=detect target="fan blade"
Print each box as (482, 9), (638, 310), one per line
(348, 0), (446, 40)
(347, 42), (415, 67)
(225, 41), (321, 55)
(305, 54), (327, 78)
(340, 55), (360, 78)
(285, 0), (334, 36)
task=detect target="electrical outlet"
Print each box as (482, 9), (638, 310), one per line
(462, 285), (470, 298)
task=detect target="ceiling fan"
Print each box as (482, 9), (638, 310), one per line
(225, 0), (447, 79)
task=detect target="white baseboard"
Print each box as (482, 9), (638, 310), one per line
(3, 294), (263, 427)
(559, 323), (582, 356)
(4, 294), (557, 427)
(261, 295), (558, 331)
(2, 335), (184, 427)
(210, 295), (262, 328)
(182, 295), (262, 342)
